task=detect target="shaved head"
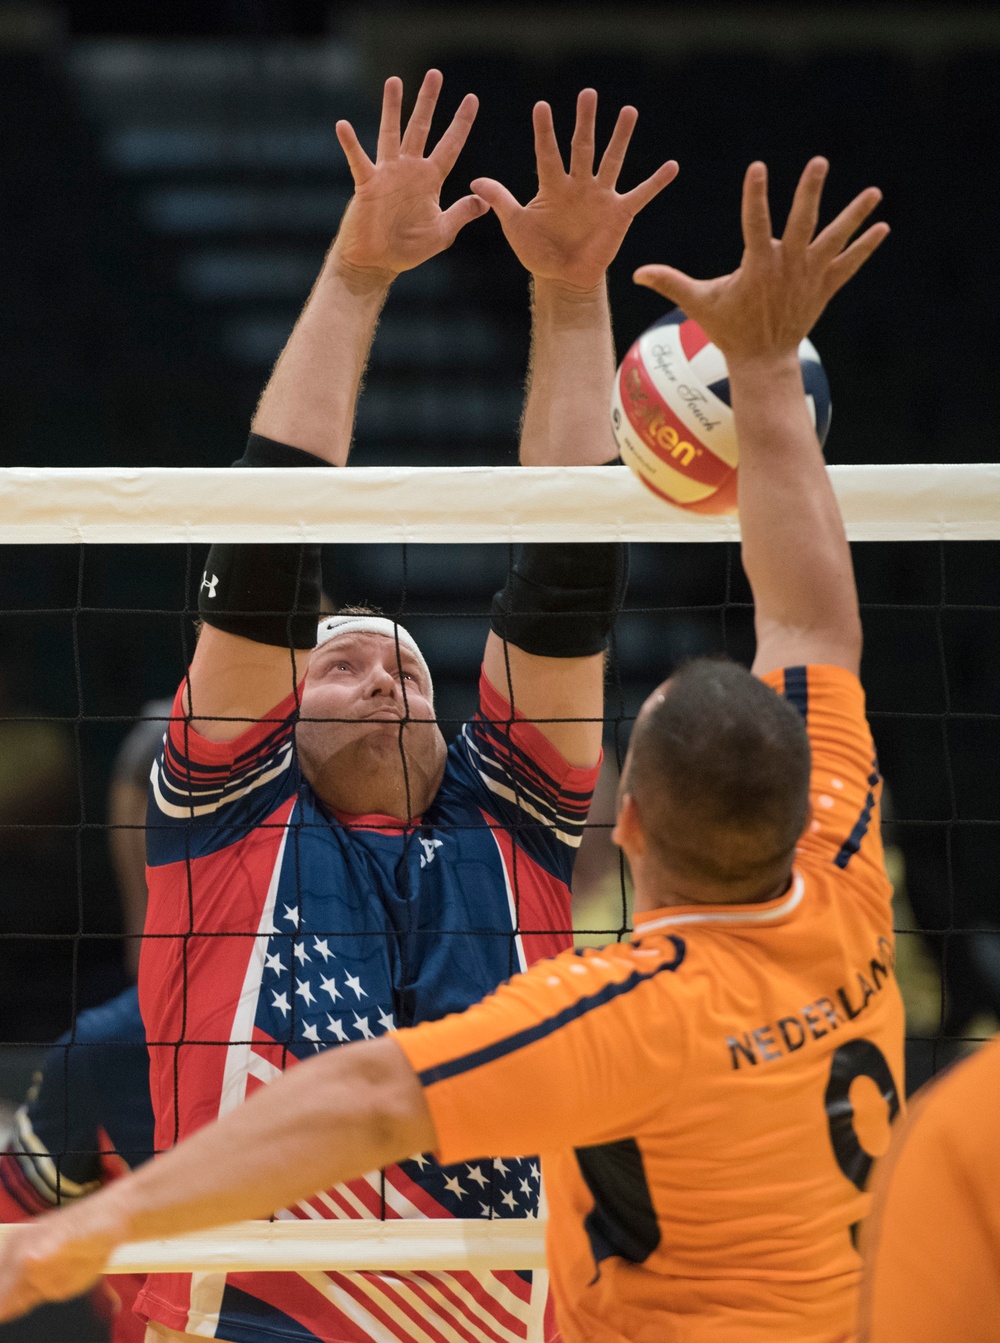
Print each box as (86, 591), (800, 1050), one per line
(622, 658), (811, 894)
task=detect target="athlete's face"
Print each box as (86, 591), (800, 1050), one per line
(295, 632), (446, 819)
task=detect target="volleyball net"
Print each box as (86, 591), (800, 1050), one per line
(0, 462), (997, 1274)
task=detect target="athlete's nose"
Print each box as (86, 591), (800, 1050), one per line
(365, 662), (398, 698)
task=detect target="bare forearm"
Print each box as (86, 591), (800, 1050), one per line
(251, 252), (391, 466)
(81, 1039), (430, 1248)
(732, 354), (861, 674)
(519, 278), (617, 466)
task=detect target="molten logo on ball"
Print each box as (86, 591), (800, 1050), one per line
(622, 364), (698, 467)
(611, 309), (831, 516)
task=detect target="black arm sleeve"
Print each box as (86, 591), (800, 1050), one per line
(490, 542), (629, 658)
(198, 433), (326, 649)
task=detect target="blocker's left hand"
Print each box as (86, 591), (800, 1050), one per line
(0, 1208), (118, 1323)
(472, 89), (678, 292)
(332, 68), (488, 277)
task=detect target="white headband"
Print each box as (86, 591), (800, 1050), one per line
(315, 615), (432, 691)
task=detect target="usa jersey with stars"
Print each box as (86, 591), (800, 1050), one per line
(137, 668), (599, 1343)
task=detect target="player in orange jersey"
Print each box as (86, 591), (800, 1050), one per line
(0, 158), (895, 1343)
(857, 1033), (1000, 1343)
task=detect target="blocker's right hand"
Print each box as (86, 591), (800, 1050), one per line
(332, 69), (488, 278)
(633, 157), (889, 363)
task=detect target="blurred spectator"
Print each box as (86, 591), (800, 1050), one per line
(107, 700), (172, 980)
(0, 651), (78, 1042)
(0, 705), (168, 1341)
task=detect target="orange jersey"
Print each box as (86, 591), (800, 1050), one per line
(859, 1035), (1000, 1343)
(396, 665), (905, 1343)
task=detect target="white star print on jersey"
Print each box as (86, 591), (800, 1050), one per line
(325, 1016), (348, 1043)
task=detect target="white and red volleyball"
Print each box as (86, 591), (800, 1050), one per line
(611, 309), (832, 515)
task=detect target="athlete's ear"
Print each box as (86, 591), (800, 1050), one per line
(803, 799), (815, 838)
(612, 792), (645, 858)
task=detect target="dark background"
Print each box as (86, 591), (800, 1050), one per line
(0, 3), (998, 1334)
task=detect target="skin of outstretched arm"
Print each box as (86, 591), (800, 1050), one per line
(186, 71), (487, 741)
(730, 350), (862, 677)
(0, 1038), (434, 1320)
(481, 90), (678, 767)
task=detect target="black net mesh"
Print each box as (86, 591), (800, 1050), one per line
(0, 536), (997, 1215)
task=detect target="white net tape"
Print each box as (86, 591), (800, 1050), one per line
(0, 1219), (548, 1273)
(2, 463), (999, 543)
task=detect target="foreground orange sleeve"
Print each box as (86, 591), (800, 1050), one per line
(859, 1035), (1000, 1342)
(395, 936), (686, 1165)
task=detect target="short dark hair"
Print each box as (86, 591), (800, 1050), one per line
(623, 657), (811, 888)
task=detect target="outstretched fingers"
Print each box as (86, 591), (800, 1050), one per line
(811, 185), (884, 261)
(429, 91), (480, 178)
(400, 68), (444, 157)
(622, 159), (680, 214)
(596, 103), (639, 186)
(377, 76), (404, 160)
(533, 101), (566, 183)
(782, 156), (829, 251)
(335, 119), (374, 184)
(824, 221), (890, 294)
(569, 88), (598, 178)
(741, 161), (774, 254)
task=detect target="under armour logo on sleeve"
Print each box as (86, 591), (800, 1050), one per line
(201, 573), (219, 598)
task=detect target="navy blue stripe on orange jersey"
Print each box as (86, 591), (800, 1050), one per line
(782, 665), (809, 719)
(835, 760), (880, 869)
(417, 937), (685, 1087)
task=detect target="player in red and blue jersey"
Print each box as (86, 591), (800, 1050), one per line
(135, 74), (677, 1343)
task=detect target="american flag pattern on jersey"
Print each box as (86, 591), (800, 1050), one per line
(137, 670), (599, 1343)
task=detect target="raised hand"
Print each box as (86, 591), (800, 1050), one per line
(333, 69), (488, 277)
(634, 157), (889, 361)
(472, 89), (678, 293)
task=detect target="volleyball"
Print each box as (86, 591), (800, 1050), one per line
(611, 309), (832, 514)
